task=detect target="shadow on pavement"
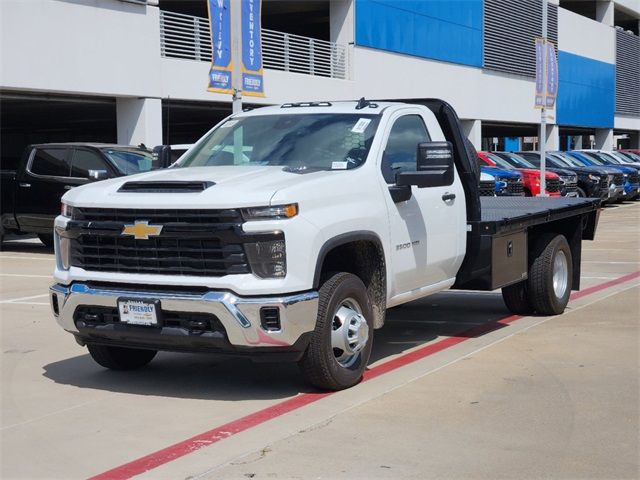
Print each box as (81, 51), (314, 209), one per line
(42, 290), (510, 400)
(1, 238), (52, 254)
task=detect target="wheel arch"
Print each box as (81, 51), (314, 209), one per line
(313, 231), (387, 328)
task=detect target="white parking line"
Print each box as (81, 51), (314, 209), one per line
(0, 256), (53, 261)
(0, 294), (49, 304)
(8, 302), (50, 306)
(0, 274), (51, 278)
(0, 399), (104, 431)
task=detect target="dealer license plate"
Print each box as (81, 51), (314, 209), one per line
(118, 299), (159, 326)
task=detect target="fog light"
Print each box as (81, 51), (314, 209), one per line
(260, 307), (281, 331)
(245, 239), (286, 278)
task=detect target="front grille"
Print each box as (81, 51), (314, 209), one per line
(563, 184), (578, 196)
(546, 179), (560, 193)
(628, 173), (639, 184)
(613, 174), (624, 186)
(74, 207), (241, 225)
(506, 181), (524, 196)
(479, 180), (495, 197)
(599, 176), (609, 191)
(70, 208), (250, 277)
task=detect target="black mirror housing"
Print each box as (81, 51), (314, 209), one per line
(396, 141), (455, 188)
(152, 145), (172, 168)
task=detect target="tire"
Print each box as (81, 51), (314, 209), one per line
(38, 234), (54, 248)
(527, 234), (572, 315)
(501, 281), (534, 315)
(299, 272), (374, 390)
(87, 344), (157, 370)
(576, 187), (587, 198)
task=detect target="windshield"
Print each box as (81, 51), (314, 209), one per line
(494, 152), (536, 169)
(484, 152), (514, 169)
(621, 151), (640, 162)
(177, 113), (380, 171)
(580, 152), (609, 166)
(102, 149), (155, 175)
(549, 152), (581, 168)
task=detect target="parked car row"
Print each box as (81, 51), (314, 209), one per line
(477, 150), (640, 203)
(1, 141), (639, 248)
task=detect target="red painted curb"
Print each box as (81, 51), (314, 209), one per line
(89, 271), (639, 480)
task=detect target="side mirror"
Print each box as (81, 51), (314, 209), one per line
(87, 169), (109, 181)
(396, 141), (455, 188)
(153, 145), (172, 168)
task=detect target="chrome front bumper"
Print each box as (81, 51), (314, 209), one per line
(50, 283), (319, 348)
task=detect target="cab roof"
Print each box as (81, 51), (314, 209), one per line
(237, 100), (409, 117)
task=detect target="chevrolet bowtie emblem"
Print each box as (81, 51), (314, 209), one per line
(122, 221), (163, 240)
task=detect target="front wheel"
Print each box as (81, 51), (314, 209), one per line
(576, 187), (587, 198)
(299, 273), (374, 390)
(87, 344), (157, 370)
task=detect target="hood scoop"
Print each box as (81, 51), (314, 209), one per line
(118, 181), (215, 193)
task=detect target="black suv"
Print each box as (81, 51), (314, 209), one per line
(1, 143), (159, 246)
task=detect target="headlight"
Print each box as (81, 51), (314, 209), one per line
(60, 202), (74, 219)
(623, 173), (628, 179)
(588, 174), (600, 182)
(242, 204), (298, 221)
(245, 239), (286, 278)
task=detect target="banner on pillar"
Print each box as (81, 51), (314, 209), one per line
(241, 0), (265, 97)
(545, 41), (558, 109)
(207, 0), (233, 94)
(534, 38), (559, 110)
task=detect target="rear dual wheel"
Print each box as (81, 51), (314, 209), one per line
(502, 233), (572, 316)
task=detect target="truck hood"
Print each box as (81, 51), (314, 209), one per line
(62, 166), (339, 209)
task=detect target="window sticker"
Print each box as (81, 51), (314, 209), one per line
(332, 161), (348, 170)
(220, 119), (239, 128)
(351, 118), (371, 134)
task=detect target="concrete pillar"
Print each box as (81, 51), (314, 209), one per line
(596, 0), (614, 26)
(460, 119), (482, 151)
(573, 135), (583, 149)
(116, 97), (163, 147)
(594, 128), (614, 150)
(544, 124), (559, 151)
(330, 0), (354, 45)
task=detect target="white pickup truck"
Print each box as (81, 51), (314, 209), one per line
(50, 99), (600, 390)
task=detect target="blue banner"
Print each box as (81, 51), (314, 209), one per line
(207, 0), (233, 94)
(534, 37), (545, 109)
(534, 38), (559, 110)
(545, 41), (558, 109)
(241, 0), (264, 97)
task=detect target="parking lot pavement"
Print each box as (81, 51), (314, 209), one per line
(1, 203), (638, 480)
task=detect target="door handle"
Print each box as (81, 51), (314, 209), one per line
(19, 183), (31, 188)
(64, 185), (74, 190)
(441, 193), (456, 202)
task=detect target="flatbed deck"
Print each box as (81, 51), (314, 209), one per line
(476, 197), (601, 235)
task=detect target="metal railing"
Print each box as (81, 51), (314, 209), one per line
(160, 10), (349, 80)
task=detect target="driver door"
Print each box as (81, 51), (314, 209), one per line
(380, 112), (463, 297)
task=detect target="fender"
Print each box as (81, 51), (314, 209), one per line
(312, 231), (386, 289)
